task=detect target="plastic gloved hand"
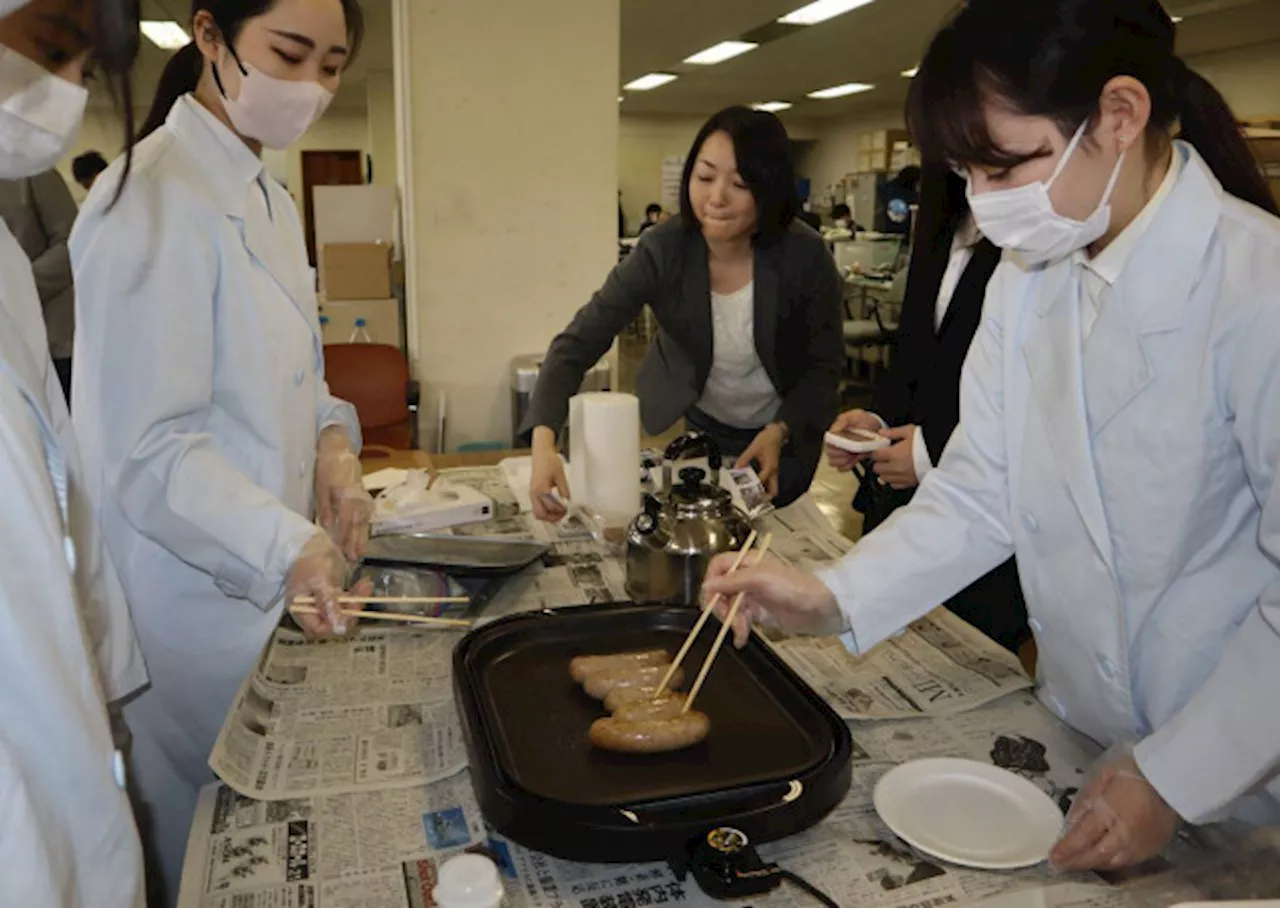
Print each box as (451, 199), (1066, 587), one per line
(286, 531), (360, 637)
(869, 425), (920, 490)
(827, 409), (885, 472)
(315, 428), (374, 561)
(1049, 745), (1181, 872)
(701, 551), (847, 648)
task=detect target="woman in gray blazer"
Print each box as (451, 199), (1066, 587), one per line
(525, 107), (845, 518)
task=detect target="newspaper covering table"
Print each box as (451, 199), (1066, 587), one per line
(209, 627), (470, 800)
(183, 690), (1279, 908)
(770, 610), (1032, 720)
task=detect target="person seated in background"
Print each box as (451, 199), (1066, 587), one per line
(830, 163), (1029, 654)
(829, 202), (854, 230)
(71, 150), (108, 192)
(637, 202), (666, 233)
(526, 106), (844, 518)
(0, 167), (78, 400)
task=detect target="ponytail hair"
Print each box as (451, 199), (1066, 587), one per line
(1174, 60), (1278, 216)
(907, 0), (1278, 217)
(137, 42), (204, 141)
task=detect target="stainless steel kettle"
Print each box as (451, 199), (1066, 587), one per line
(625, 433), (754, 606)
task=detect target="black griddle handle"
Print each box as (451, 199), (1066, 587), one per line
(664, 433), (723, 473)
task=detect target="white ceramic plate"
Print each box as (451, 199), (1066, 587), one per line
(824, 429), (891, 454)
(873, 758), (1064, 870)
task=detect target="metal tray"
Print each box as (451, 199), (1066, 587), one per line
(363, 534), (548, 575)
(453, 602), (853, 863)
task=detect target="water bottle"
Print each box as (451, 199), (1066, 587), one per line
(349, 318), (373, 343)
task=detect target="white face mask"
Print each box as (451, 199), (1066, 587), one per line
(0, 44), (88, 179)
(966, 120), (1126, 266)
(215, 49), (333, 149)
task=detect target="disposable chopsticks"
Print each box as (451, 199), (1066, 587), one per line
(293, 595), (470, 605)
(651, 529), (759, 700)
(288, 604), (472, 629)
(682, 533), (774, 714)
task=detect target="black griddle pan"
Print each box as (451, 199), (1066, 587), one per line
(454, 602), (853, 863)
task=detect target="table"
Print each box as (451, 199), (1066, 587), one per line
(361, 448), (528, 472)
(178, 463), (1279, 908)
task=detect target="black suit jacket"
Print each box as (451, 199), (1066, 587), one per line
(524, 214), (845, 487)
(860, 168), (1029, 652)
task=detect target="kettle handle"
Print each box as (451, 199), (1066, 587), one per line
(661, 433), (723, 486)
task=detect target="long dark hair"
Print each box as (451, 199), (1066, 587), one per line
(679, 106), (799, 246)
(137, 0), (365, 141)
(907, 0), (1277, 217)
(87, 0), (141, 201)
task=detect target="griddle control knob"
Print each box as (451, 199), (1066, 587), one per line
(706, 827), (749, 855)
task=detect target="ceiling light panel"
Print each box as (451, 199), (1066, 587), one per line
(807, 82), (875, 99)
(779, 0), (877, 26)
(752, 102), (793, 112)
(684, 41), (758, 65)
(141, 20), (190, 50)
(624, 73), (678, 91)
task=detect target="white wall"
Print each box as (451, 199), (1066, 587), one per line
(402, 0), (620, 449)
(1190, 40), (1280, 119)
(796, 106), (910, 205)
(366, 70), (398, 187)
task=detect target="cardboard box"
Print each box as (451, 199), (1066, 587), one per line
(319, 297), (403, 348)
(321, 242), (392, 301)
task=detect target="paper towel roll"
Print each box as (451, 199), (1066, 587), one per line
(568, 392), (641, 525)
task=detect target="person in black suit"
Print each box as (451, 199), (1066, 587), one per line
(827, 163), (1029, 653)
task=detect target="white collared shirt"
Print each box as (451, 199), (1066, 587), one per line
(1077, 149), (1182, 342)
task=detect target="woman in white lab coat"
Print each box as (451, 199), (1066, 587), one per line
(0, 0), (146, 905)
(70, 0), (368, 900)
(705, 0), (1280, 873)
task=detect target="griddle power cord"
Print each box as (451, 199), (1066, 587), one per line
(774, 868), (840, 908)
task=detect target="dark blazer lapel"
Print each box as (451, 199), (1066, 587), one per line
(753, 242), (780, 381)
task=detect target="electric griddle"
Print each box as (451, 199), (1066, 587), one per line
(453, 602), (853, 866)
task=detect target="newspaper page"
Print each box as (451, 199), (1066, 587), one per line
(177, 773), (487, 908)
(210, 627), (469, 800)
(770, 608), (1031, 720)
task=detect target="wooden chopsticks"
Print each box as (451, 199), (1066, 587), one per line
(293, 596), (470, 606)
(289, 604), (472, 629)
(682, 533), (773, 714)
(651, 529), (759, 700)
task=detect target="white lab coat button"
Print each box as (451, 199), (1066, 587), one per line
(1098, 656), (1118, 681)
(1048, 696), (1067, 720)
(1021, 512), (1039, 533)
(1028, 617), (1044, 635)
(63, 536), (77, 573)
(112, 750), (127, 790)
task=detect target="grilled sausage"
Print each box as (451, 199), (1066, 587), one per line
(569, 650), (670, 683)
(603, 686), (682, 713)
(612, 696), (687, 722)
(589, 711), (711, 753)
(583, 664), (684, 701)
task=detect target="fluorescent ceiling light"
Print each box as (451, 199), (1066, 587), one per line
(623, 73), (678, 91)
(1172, 15), (1183, 21)
(684, 41), (758, 65)
(779, 0), (877, 26)
(901, 66), (919, 78)
(807, 82), (875, 100)
(140, 20), (190, 50)
(752, 101), (793, 113)
(617, 96), (624, 103)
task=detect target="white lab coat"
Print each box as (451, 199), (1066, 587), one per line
(70, 95), (360, 898)
(820, 143), (1280, 826)
(0, 222), (144, 906)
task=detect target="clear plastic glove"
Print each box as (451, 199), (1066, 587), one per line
(1049, 745), (1181, 872)
(827, 409), (884, 471)
(530, 427), (571, 523)
(701, 551), (847, 648)
(734, 423), (785, 500)
(315, 430), (374, 561)
(286, 531), (358, 637)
